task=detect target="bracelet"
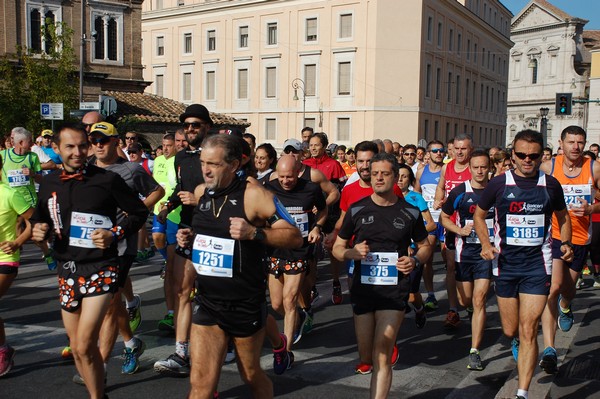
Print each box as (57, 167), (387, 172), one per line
(314, 224), (323, 231)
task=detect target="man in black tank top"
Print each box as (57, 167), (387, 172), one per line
(177, 135), (303, 399)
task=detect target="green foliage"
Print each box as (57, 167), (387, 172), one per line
(0, 21), (79, 136)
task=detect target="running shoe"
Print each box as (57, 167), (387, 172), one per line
(158, 313), (175, 331)
(466, 306), (474, 321)
(61, 345), (73, 359)
(539, 346), (558, 374)
(424, 295), (438, 312)
(45, 253), (57, 271)
(444, 310), (461, 329)
(273, 334), (291, 375)
(467, 350), (483, 371)
(355, 363), (373, 375)
(121, 337), (146, 374)
(593, 274), (600, 288)
(224, 340), (236, 364)
(287, 351), (295, 370)
(515, 396), (526, 399)
(159, 262), (166, 280)
(135, 250), (147, 263)
(511, 338), (519, 362)
(153, 353), (190, 375)
(302, 309), (314, 335)
(127, 294), (142, 333)
(391, 343), (399, 366)
(293, 310), (308, 345)
(557, 295), (574, 332)
(415, 308), (427, 329)
(0, 345), (15, 377)
(310, 285), (320, 305)
(331, 280), (343, 305)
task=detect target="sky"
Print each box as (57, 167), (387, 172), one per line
(502, 0), (600, 29)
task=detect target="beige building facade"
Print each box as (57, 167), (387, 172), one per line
(142, 0), (512, 147)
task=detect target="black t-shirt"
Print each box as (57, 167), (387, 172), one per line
(339, 196), (428, 299)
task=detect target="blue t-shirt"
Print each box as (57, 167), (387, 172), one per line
(41, 146), (62, 164)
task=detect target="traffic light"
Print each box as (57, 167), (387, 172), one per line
(555, 93), (572, 115)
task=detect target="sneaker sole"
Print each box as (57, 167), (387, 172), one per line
(355, 369), (373, 375)
(0, 361), (14, 377)
(539, 359), (558, 374)
(467, 364), (484, 371)
(158, 323), (175, 332)
(153, 364), (190, 376)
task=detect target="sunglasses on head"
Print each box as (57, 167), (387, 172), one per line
(430, 148), (445, 154)
(90, 136), (112, 145)
(183, 122), (205, 129)
(513, 152), (541, 160)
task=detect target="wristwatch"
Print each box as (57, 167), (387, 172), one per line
(253, 227), (266, 241)
(561, 240), (573, 249)
(411, 256), (422, 270)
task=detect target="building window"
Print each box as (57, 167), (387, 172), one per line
(306, 18), (317, 42)
(156, 0), (163, 10)
(177, 0), (184, 5)
(239, 26), (248, 48)
(474, 43), (478, 63)
(238, 69), (248, 99)
(467, 39), (471, 60)
(29, 8), (57, 53)
(338, 61), (351, 95)
(265, 118), (276, 141)
(155, 74), (164, 97)
(339, 13), (352, 39)
(465, 78), (470, 107)
(304, 64), (316, 96)
(455, 75), (460, 104)
(337, 118), (350, 141)
(206, 71), (215, 100)
(427, 17), (433, 42)
(531, 59), (538, 84)
(267, 23), (277, 45)
(449, 28), (453, 51)
(304, 118), (316, 129)
(182, 72), (192, 101)
(447, 72), (452, 103)
(425, 64), (431, 98)
(156, 36), (164, 56)
(207, 30), (216, 51)
(435, 67), (441, 100)
(457, 33), (462, 55)
(437, 22), (442, 47)
(266, 67), (277, 98)
(184, 33), (192, 54)
(94, 15), (118, 61)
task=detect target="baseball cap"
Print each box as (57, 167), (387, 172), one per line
(283, 138), (302, 152)
(90, 122), (118, 137)
(41, 129), (54, 137)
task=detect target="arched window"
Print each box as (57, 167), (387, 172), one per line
(531, 59), (538, 84)
(44, 11), (55, 53)
(94, 16), (105, 59)
(30, 9), (42, 52)
(107, 18), (117, 60)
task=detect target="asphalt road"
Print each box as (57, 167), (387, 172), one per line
(1, 243), (599, 399)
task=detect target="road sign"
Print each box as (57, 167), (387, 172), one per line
(69, 110), (87, 119)
(80, 102), (101, 110)
(40, 103), (64, 120)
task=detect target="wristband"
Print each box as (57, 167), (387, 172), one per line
(411, 256), (422, 270)
(561, 240), (573, 249)
(314, 224), (323, 231)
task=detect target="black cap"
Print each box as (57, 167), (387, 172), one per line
(179, 104), (213, 126)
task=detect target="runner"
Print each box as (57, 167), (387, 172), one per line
(31, 123), (148, 399)
(474, 129), (572, 399)
(332, 152), (431, 398)
(0, 155), (34, 377)
(176, 134), (302, 398)
(539, 125), (600, 373)
(440, 150), (494, 371)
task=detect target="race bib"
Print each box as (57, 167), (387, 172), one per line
(7, 169), (30, 187)
(192, 234), (234, 278)
(360, 252), (398, 285)
(563, 184), (592, 210)
(465, 219), (494, 244)
(506, 214), (544, 246)
(292, 213), (309, 238)
(69, 212), (112, 248)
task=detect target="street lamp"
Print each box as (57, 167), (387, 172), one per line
(540, 107), (549, 147)
(292, 78), (306, 127)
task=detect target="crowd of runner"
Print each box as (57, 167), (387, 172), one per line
(0, 103), (599, 399)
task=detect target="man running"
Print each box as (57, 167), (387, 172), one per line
(31, 123), (148, 399)
(177, 134), (302, 398)
(539, 125), (600, 373)
(474, 130), (572, 399)
(440, 150), (494, 371)
(333, 152), (431, 398)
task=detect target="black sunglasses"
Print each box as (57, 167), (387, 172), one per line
(183, 122), (205, 129)
(125, 136), (137, 140)
(284, 147), (300, 154)
(404, 152), (416, 156)
(430, 148), (445, 153)
(90, 136), (112, 146)
(514, 152), (541, 160)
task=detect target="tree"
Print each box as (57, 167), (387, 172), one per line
(0, 21), (79, 136)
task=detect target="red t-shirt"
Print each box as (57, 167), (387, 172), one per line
(340, 180), (404, 212)
(303, 154), (347, 183)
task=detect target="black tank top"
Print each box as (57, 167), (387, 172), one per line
(191, 179), (267, 302)
(300, 165), (311, 181)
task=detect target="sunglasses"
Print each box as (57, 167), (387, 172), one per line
(183, 122), (205, 129)
(90, 136), (112, 146)
(513, 152), (542, 160)
(404, 152), (416, 156)
(125, 136), (137, 140)
(430, 148), (445, 154)
(284, 148), (300, 154)
(129, 150), (139, 154)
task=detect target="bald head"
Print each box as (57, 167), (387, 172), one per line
(277, 154), (299, 191)
(82, 111), (104, 125)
